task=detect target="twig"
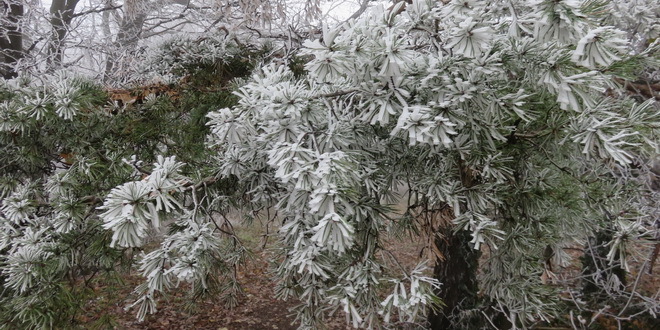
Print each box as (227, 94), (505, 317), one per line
(618, 258), (648, 317)
(260, 207), (278, 250)
(123, 158), (151, 175)
(183, 176), (218, 191)
(316, 89), (359, 99)
(382, 248), (410, 278)
(342, 0), (371, 24)
(71, 5), (122, 19)
(481, 311), (501, 330)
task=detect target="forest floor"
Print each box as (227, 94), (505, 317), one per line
(77, 220), (659, 330)
(78, 221), (427, 330)
(79, 249), (349, 329)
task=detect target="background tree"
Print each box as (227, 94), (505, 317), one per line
(48, 0), (80, 66)
(3, 0), (332, 82)
(0, 0), (23, 79)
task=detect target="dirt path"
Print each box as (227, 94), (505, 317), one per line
(80, 248), (350, 330)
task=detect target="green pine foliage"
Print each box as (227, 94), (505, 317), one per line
(1, 1), (658, 329)
(0, 34), (259, 328)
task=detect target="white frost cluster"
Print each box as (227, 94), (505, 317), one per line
(572, 27), (628, 69)
(205, 0), (658, 327)
(99, 156), (186, 247)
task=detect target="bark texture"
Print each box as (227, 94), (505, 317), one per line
(428, 227), (482, 329)
(428, 159), (483, 329)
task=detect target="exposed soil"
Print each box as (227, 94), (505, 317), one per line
(79, 248), (352, 330)
(77, 227), (427, 330)
(77, 224), (658, 330)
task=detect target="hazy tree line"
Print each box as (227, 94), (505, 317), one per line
(0, 0), (339, 81)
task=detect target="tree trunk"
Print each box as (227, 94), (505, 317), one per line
(103, 14), (146, 81)
(48, 0), (80, 66)
(428, 159), (484, 329)
(428, 226), (482, 329)
(0, 1), (24, 79)
(104, 0), (146, 81)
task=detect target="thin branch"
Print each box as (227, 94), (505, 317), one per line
(317, 89), (359, 99)
(124, 159), (151, 176)
(382, 248), (411, 278)
(618, 258), (649, 317)
(342, 0), (372, 24)
(182, 176), (218, 191)
(71, 5), (121, 19)
(481, 311), (501, 330)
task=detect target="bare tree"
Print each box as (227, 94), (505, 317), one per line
(48, 0), (81, 66)
(0, 0), (23, 79)
(3, 0), (365, 81)
(104, 0), (146, 80)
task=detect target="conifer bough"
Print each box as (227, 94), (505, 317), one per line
(1, 0), (658, 329)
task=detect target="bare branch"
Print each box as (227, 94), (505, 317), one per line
(71, 5), (122, 19)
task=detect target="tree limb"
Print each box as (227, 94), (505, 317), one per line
(71, 5), (122, 19)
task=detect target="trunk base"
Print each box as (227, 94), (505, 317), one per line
(428, 227), (482, 329)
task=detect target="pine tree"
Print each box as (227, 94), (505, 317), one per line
(0, 35), (257, 327)
(200, 1), (659, 327)
(1, 0), (658, 329)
